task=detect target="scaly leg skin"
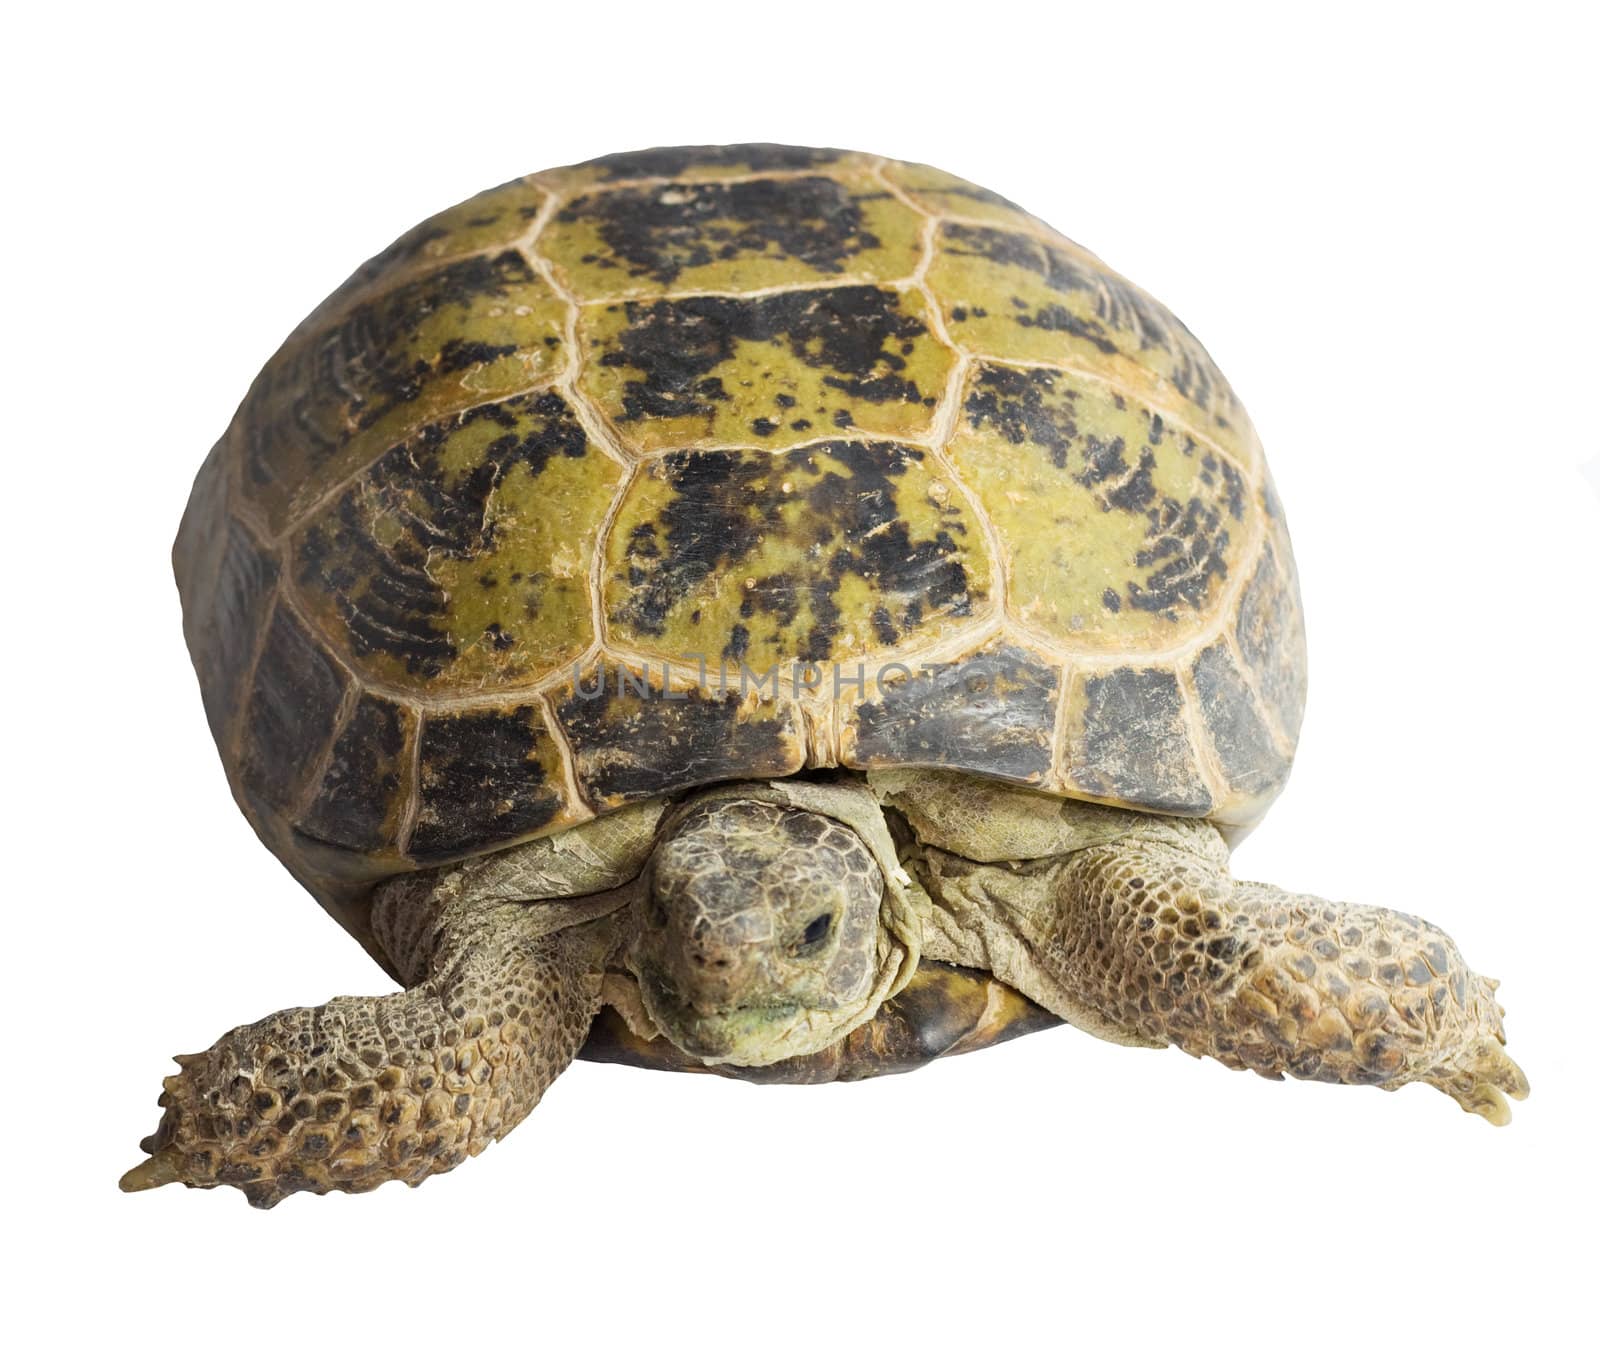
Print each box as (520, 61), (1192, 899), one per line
(1048, 826), (1529, 1122)
(120, 884), (612, 1207)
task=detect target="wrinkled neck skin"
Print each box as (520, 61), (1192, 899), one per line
(624, 779), (922, 1066)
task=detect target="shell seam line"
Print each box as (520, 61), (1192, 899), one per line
(1174, 660), (1231, 813)
(926, 205), (1235, 380)
(951, 350), (1260, 479)
(871, 157), (1011, 628)
(270, 375), (571, 543)
(514, 183), (643, 669)
(1221, 600), (1298, 757)
(1048, 658), (1075, 793)
(274, 583), (367, 692)
(223, 426), (276, 542)
(319, 238), (526, 321)
(583, 458), (641, 659)
(571, 273), (918, 307)
(308, 175), (558, 317)
(228, 574), (284, 769)
(514, 186), (636, 472)
(229, 502), (277, 556)
(394, 705), (425, 856)
(535, 689), (595, 821)
(288, 680), (363, 825)
(264, 163), (897, 325)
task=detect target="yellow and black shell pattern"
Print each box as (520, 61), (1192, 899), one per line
(175, 144), (1306, 941)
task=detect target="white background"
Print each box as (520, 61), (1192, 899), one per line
(7, 2), (1596, 1346)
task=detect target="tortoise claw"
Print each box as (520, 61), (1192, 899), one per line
(1425, 1037), (1530, 1125)
(119, 1148), (186, 1194)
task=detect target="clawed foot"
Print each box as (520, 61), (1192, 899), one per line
(119, 1051), (212, 1198)
(1415, 982), (1530, 1124)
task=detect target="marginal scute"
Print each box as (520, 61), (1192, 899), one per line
(554, 663), (805, 808)
(604, 439), (989, 664)
(951, 361), (1251, 651)
(172, 439), (230, 641)
(239, 603), (351, 815)
(843, 641), (1060, 784)
(241, 251), (568, 534)
(540, 170), (923, 299)
(174, 448), (281, 746)
(291, 390), (619, 694)
(1066, 666), (1213, 815)
(410, 703), (570, 864)
(1235, 538), (1308, 741)
(1190, 642), (1291, 801)
(577, 284), (954, 452)
(297, 693), (417, 857)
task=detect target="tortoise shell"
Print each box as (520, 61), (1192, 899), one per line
(174, 144), (1306, 948)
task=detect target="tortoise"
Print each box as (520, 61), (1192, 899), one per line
(123, 143), (1527, 1208)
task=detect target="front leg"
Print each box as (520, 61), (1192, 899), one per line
(120, 882), (617, 1207)
(1048, 827), (1529, 1121)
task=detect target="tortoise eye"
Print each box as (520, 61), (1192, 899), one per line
(800, 913), (833, 947)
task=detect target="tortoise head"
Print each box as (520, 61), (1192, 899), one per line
(627, 794), (889, 1066)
